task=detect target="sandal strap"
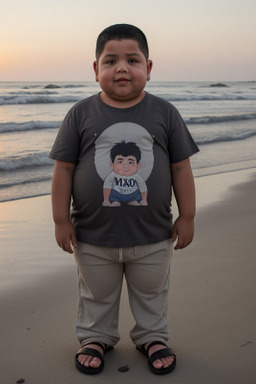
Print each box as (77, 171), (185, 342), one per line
(76, 343), (105, 362)
(82, 341), (106, 350)
(146, 341), (167, 354)
(149, 347), (175, 365)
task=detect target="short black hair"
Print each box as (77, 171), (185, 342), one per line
(96, 24), (149, 60)
(110, 140), (142, 163)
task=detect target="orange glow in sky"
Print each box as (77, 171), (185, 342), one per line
(1, 0), (256, 81)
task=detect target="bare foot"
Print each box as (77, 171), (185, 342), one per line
(145, 342), (175, 370)
(78, 343), (104, 369)
(128, 201), (140, 206)
(110, 201), (121, 207)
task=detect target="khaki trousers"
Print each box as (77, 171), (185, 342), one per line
(74, 239), (173, 347)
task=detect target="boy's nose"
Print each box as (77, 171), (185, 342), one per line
(116, 62), (128, 73)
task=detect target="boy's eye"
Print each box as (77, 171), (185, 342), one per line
(106, 60), (116, 65)
(128, 59), (137, 64)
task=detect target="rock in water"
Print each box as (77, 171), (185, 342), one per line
(210, 83), (228, 87)
(44, 84), (61, 89)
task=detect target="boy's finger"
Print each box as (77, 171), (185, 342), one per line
(72, 237), (78, 248)
(71, 231), (78, 248)
(59, 240), (74, 254)
(174, 237), (192, 250)
(171, 228), (177, 243)
(174, 241), (182, 250)
(65, 241), (74, 254)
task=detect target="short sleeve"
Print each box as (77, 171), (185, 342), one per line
(168, 106), (199, 163)
(49, 107), (80, 163)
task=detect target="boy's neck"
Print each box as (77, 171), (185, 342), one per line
(99, 91), (146, 108)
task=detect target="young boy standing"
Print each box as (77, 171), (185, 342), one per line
(50, 24), (199, 376)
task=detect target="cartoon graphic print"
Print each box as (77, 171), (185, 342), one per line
(94, 122), (154, 208)
(102, 141), (148, 207)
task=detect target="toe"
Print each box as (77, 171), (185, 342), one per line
(77, 343), (104, 369)
(153, 356), (175, 370)
(90, 357), (102, 368)
(78, 355), (87, 365)
(146, 342), (175, 371)
(78, 354), (102, 368)
(161, 357), (170, 368)
(153, 359), (163, 369)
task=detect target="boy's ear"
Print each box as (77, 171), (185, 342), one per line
(147, 60), (153, 81)
(93, 61), (99, 82)
(136, 161), (142, 170)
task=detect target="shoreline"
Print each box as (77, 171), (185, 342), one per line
(0, 168), (256, 383)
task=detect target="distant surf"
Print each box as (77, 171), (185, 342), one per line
(1, 81), (255, 202)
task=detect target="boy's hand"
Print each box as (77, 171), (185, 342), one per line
(171, 216), (194, 250)
(55, 221), (77, 254)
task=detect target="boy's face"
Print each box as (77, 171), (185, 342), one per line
(93, 39), (152, 107)
(110, 155), (141, 176)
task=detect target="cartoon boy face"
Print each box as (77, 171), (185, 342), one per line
(110, 155), (141, 176)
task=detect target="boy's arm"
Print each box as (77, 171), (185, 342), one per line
(170, 158), (196, 250)
(102, 188), (111, 206)
(51, 160), (77, 254)
(140, 191), (148, 206)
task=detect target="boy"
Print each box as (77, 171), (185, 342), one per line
(102, 140), (148, 207)
(50, 24), (199, 376)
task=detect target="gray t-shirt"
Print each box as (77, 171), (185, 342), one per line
(50, 92), (199, 247)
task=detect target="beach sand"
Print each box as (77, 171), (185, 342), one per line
(0, 169), (255, 384)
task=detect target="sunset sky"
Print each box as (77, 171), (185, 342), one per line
(1, 0), (256, 81)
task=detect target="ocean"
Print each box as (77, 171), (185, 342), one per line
(0, 81), (256, 203)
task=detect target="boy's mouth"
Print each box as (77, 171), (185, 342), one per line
(115, 77), (130, 84)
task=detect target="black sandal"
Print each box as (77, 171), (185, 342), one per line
(75, 342), (113, 375)
(136, 341), (176, 375)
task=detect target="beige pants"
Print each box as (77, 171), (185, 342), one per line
(74, 239), (173, 347)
